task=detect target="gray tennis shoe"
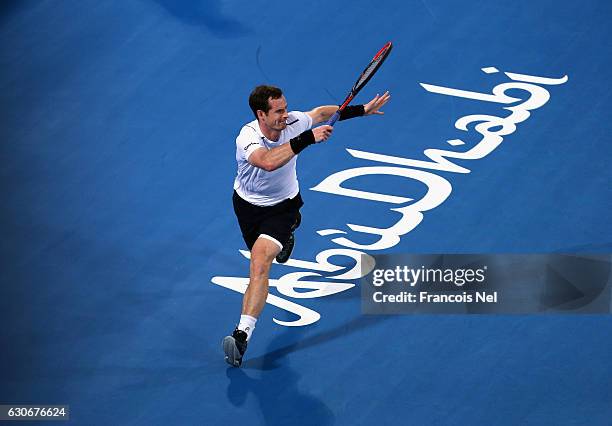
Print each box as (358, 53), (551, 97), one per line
(223, 328), (248, 367)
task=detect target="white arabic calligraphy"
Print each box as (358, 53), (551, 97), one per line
(312, 67), (568, 250)
(212, 67), (569, 326)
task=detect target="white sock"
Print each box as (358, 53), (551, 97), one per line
(237, 315), (257, 341)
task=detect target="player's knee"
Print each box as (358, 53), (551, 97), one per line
(249, 247), (275, 279)
(250, 257), (272, 279)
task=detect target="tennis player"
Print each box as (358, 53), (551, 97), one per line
(224, 85), (390, 367)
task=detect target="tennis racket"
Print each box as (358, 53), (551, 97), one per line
(326, 41), (393, 126)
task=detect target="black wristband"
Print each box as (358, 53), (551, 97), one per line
(338, 104), (365, 121)
(289, 129), (316, 154)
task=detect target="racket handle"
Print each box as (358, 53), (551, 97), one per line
(326, 111), (341, 126)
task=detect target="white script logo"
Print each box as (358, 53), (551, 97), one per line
(212, 66), (569, 326)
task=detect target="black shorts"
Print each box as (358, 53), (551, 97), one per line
(233, 190), (303, 250)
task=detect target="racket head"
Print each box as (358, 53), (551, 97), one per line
(351, 41), (393, 96)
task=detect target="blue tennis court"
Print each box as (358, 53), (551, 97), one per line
(1, 1), (611, 424)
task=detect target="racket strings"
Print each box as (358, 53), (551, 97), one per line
(354, 45), (392, 91)
(358, 61), (380, 86)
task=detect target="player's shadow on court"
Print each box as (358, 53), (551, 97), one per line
(242, 314), (390, 371)
(226, 328), (335, 426)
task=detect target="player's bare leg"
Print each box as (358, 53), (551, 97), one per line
(223, 237), (280, 367)
(242, 237), (280, 317)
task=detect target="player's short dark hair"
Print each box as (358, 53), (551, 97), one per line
(249, 85), (283, 119)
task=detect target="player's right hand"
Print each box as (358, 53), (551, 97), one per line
(312, 125), (333, 143)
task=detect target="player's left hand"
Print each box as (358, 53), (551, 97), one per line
(364, 91), (391, 115)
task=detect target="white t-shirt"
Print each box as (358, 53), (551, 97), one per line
(234, 111), (313, 206)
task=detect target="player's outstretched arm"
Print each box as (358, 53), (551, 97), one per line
(306, 91), (390, 126)
(306, 106), (340, 125)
